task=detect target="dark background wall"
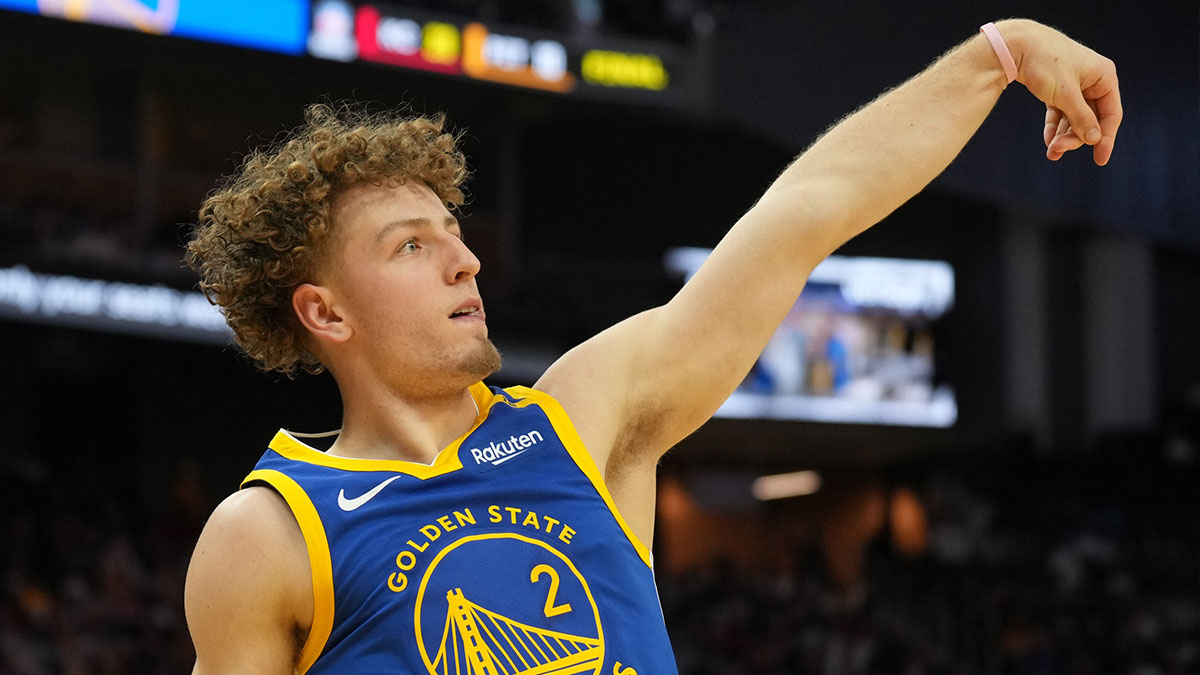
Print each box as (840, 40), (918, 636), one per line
(716, 0), (1198, 244)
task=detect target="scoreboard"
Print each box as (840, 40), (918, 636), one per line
(322, 1), (690, 105)
(0, 0), (699, 108)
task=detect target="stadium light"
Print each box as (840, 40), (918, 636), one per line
(751, 470), (822, 501)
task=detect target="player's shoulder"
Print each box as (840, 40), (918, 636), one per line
(186, 486), (312, 626)
(191, 486), (310, 581)
(203, 485), (301, 544)
(186, 487), (312, 673)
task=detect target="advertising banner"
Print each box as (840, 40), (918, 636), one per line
(0, 265), (230, 344)
(0, 0), (308, 54)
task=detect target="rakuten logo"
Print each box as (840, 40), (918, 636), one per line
(470, 430), (544, 466)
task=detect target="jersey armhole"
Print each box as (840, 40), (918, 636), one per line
(504, 385), (655, 569)
(241, 469), (336, 674)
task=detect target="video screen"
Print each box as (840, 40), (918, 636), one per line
(665, 248), (957, 427)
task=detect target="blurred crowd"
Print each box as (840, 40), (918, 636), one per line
(2, 447), (1195, 674)
(664, 470), (1200, 675)
(0, 456), (203, 674)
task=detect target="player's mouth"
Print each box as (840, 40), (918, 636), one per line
(449, 300), (485, 323)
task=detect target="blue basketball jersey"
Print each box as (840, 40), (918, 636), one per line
(242, 382), (678, 675)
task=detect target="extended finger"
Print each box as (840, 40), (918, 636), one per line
(1084, 65), (1122, 166)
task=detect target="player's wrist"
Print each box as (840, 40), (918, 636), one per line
(989, 19), (1034, 85)
(979, 22), (1018, 86)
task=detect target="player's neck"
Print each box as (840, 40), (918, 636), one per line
(327, 380), (480, 465)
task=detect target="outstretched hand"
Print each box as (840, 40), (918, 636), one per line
(1003, 20), (1122, 165)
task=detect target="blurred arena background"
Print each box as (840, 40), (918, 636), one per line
(0, 1), (1197, 673)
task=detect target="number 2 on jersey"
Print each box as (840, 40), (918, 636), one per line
(529, 564), (573, 617)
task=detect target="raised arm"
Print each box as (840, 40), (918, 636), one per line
(185, 487), (312, 675)
(536, 20), (1120, 500)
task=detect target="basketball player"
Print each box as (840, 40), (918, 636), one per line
(184, 19), (1120, 674)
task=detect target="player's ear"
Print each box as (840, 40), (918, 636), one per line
(293, 283), (351, 345)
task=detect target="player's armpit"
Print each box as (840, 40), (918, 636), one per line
(535, 312), (673, 548)
(186, 486), (312, 675)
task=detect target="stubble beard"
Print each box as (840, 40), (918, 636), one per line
(460, 335), (503, 381)
(366, 334), (503, 401)
(348, 323), (504, 401)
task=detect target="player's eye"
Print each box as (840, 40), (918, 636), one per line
(397, 239), (419, 254)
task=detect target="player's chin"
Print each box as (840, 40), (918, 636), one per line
(459, 338), (503, 380)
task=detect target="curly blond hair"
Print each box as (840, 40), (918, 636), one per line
(186, 103), (468, 375)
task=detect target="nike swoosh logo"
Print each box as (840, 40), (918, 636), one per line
(337, 476), (402, 511)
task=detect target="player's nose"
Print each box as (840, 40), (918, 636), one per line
(447, 234), (481, 284)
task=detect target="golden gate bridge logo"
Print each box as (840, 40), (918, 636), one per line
(430, 588), (601, 675)
(415, 533), (604, 675)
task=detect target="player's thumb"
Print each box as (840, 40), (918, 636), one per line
(1057, 90), (1102, 145)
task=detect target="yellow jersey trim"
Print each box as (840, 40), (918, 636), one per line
(268, 381), (497, 478)
(240, 469), (335, 675)
(504, 386), (655, 569)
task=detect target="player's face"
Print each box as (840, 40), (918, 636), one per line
(325, 180), (501, 395)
